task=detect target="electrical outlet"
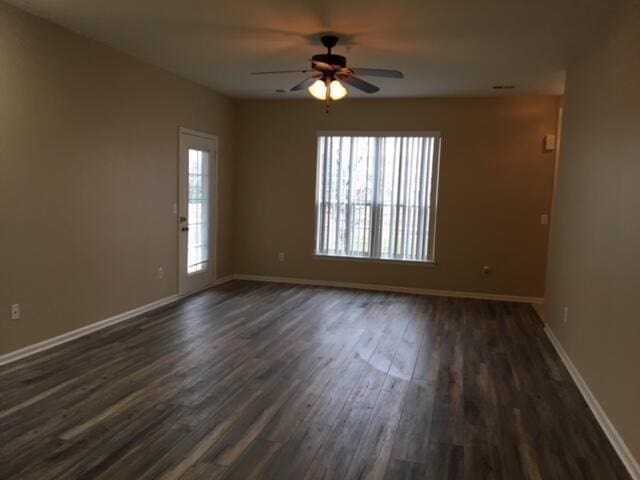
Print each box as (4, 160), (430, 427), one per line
(11, 304), (20, 320)
(563, 306), (569, 323)
(278, 252), (285, 262)
(157, 267), (164, 280)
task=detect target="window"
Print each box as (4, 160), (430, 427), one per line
(187, 148), (210, 274)
(314, 133), (440, 263)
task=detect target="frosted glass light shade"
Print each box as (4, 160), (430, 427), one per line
(329, 80), (347, 100)
(308, 79), (327, 100)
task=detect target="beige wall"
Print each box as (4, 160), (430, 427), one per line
(0, 2), (234, 355)
(234, 96), (560, 298)
(546, 0), (640, 463)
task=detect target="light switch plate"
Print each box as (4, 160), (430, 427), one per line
(544, 134), (556, 152)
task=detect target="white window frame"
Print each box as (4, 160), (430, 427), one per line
(313, 131), (441, 265)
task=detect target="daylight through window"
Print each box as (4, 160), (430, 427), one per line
(315, 133), (440, 262)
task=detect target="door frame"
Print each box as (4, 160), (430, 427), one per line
(178, 127), (218, 296)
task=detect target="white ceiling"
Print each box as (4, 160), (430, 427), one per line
(8, 0), (620, 98)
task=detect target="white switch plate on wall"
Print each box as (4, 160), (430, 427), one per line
(544, 134), (556, 151)
(11, 304), (20, 320)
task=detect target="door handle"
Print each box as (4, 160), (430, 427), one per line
(181, 227), (189, 232)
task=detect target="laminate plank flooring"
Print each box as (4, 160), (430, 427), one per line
(0, 281), (631, 479)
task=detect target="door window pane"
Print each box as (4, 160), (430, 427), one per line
(187, 148), (209, 274)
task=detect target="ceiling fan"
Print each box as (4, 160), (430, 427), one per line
(251, 35), (404, 105)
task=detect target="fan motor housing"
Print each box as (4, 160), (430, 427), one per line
(311, 54), (347, 68)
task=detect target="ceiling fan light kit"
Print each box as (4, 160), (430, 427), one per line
(308, 78), (348, 101)
(251, 35), (404, 111)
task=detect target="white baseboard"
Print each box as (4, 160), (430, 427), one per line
(0, 295), (180, 365)
(0, 294), (178, 366)
(232, 274), (544, 304)
(213, 275), (235, 286)
(0, 275), (238, 367)
(531, 302), (548, 322)
(178, 275), (235, 297)
(545, 326), (640, 480)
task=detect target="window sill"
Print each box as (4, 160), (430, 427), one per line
(312, 254), (437, 267)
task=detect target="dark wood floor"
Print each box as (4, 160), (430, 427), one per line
(0, 281), (630, 480)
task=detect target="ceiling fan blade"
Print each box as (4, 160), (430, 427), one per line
(348, 68), (404, 79)
(290, 76), (320, 91)
(339, 75), (380, 94)
(311, 60), (336, 72)
(251, 69), (314, 75)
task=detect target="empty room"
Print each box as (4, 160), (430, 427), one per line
(1, 0), (638, 479)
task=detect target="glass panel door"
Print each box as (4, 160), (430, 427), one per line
(178, 130), (216, 295)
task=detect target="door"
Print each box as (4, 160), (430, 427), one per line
(178, 129), (216, 295)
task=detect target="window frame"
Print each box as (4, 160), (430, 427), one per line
(313, 130), (442, 265)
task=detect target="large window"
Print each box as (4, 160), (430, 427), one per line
(315, 133), (440, 263)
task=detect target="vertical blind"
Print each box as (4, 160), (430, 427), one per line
(315, 133), (440, 262)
